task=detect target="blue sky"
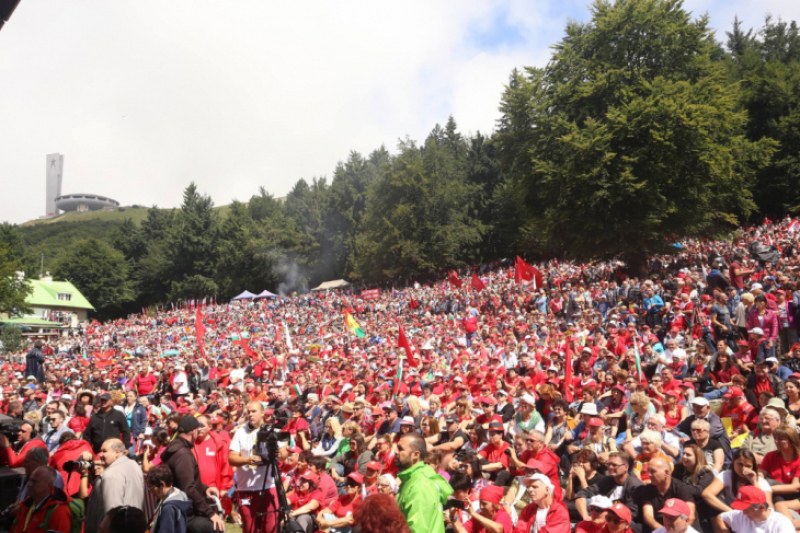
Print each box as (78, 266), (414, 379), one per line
(0, 0), (798, 225)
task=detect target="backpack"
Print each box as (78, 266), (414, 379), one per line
(43, 498), (85, 533)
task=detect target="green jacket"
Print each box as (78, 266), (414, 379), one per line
(396, 462), (453, 533)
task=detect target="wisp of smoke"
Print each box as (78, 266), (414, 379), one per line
(274, 255), (308, 296)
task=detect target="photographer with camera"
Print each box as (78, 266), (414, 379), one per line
(49, 432), (94, 497)
(0, 420), (47, 468)
(84, 438), (144, 533)
(229, 401), (279, 533)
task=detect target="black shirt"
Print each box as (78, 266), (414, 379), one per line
(635, 478), (696, 533)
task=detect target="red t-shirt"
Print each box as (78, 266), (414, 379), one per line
(479, 441), (510, 468)
(327, 494), (361, 519)
(761, 451), (800, 484)
(462, 508), (512, 532)
(193, 437), (219, 488)
(576, 521), (606, 533)
(289, 488), (323, 510)
(135, 373), (158, 395)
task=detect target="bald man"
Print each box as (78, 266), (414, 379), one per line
(230, 401), (279, 533)
(634, 457), (696, 533)
(85, 438), (144, 533)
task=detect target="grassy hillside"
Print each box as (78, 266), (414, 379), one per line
(22, 206), (152, 226)
(22, 204), (231, 227)
(17, 204), (231, 275)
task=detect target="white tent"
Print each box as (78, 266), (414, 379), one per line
(255, 289), (279, 299)
(231, 290), (257, 300)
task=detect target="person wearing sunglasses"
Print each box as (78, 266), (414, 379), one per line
(575, 495), (612, 533)
(575, 451), (642, 523)
(604, 503), (635, 533)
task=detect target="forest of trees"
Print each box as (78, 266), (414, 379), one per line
(1, 0), (800, 320)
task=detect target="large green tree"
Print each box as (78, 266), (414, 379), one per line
(727, 17), (800, 216)
(53, 238), (134, 319)
(496, 0), (774, 270)
(0, 224), (31, 316)
(357, 119), (483, 281)
(166, 184), (219, 301)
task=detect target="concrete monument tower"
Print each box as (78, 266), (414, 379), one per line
(45, 153), (64, 217)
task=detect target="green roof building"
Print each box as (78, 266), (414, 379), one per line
(16, 276), (94, 328)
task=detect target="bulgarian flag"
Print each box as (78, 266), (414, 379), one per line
(633, 335), (644, 384)
(392, 357), (404, 398)
(344, 312), (365, 338)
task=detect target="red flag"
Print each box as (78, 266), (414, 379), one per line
(471, 273), (485, 291)
(398, 325), (419, 367)
(409, 298), (420, 310)
(448, 270), (463, 288)
(195, 307), (206, 357)
(93, 349), (115, 369)
(515, 256), (543, 288)
(564, 342), (574, 403)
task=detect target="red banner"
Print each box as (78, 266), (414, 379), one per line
(361, 289), (381, 300)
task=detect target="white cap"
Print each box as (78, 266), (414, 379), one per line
(580, 403), (599, 416)
(749, 327), (765, 336)
(691, 397), (710, 407)
(587, 495), (613, 510)
(520, 393), (537, 407)
(766, 357), (779, 364)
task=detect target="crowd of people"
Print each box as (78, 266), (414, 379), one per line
(4, 215), (800, 532)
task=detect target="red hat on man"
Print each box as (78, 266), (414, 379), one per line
(731, 486), (767, 510)
(659, 498), (691, 518)
(607, 503), (632, 524)
(724, 386), (745, 399)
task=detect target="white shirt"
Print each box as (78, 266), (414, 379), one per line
(230, 424), (275, 491)
(717, 470), (773, 494)
(173, 370), (190, 395)
(721, 509), (795, 533)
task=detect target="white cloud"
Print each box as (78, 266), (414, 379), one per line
(0, 0), (798, 224)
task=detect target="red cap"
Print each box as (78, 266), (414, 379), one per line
(479, 485), (504, 505)
(607, 503), (632, 524)
(587, 417), (604, 428)
(659, 498), (691, 517)
(365, 461), (382, 472)
(300, 472), (319, 486)
(731, 486), (767, 510)
(481, 396), (497, 407)
(346, 472), (364, 484)
(724, 386), (744, 399)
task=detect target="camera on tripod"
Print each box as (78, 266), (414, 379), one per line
(254, 423), (291, 462)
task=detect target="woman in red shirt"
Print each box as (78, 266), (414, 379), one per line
(316, 472), (363, 531)
(759, 425), (800, 499)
